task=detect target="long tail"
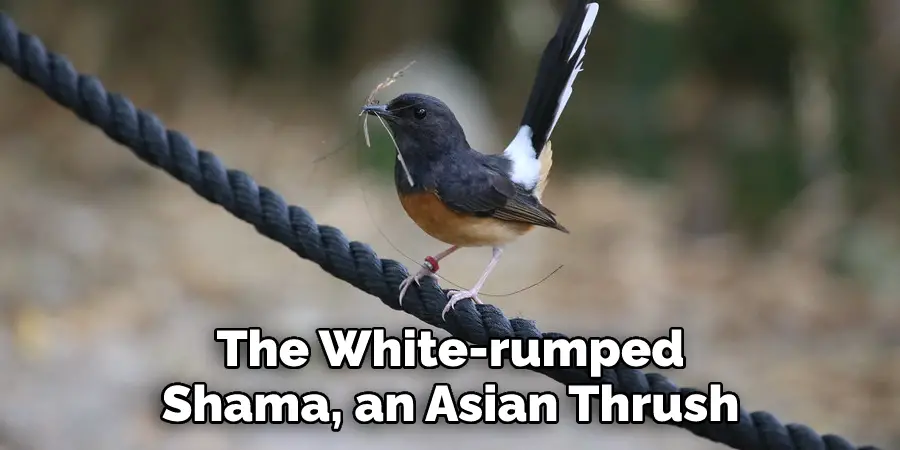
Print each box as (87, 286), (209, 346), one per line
(502, 0), (599, 190)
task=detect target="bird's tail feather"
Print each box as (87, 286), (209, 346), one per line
(519, 0), (599, 157)
(533, 141), (553, 200)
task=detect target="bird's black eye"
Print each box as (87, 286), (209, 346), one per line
(414, 108), (427, 120)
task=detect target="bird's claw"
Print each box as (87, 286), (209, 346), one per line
(398, 265), (438, 306)
(441, 289), (482, 319)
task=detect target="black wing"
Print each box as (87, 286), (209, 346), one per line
(433, 163), (564, 231)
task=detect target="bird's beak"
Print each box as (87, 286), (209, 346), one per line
(361, 104), (391, 118)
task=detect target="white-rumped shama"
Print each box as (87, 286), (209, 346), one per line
(362, 0), (599, 317)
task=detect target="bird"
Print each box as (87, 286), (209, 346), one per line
(361, 0), (599, 318)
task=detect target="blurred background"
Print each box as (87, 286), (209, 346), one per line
(0, 0), (898, 449)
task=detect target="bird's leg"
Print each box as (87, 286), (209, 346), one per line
(398, 245), (459, 305)
(443, 246), (504, 318)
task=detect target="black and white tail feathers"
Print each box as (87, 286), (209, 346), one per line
(502, 0), (599, 191)
(522, 0), (599, 152)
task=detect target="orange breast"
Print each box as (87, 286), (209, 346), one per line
(398, 191), (533, 247)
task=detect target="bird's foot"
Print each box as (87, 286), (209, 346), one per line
(398, 256), (440, 306)
(442, 289), (483, 319)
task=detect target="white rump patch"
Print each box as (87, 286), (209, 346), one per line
(502, 125), (541, 189)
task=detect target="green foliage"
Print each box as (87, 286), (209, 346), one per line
(686, 0), (795, 98)
(616, 13), (680, 181)
(442, 0), (503, 79)
(724, 124), (804, 239)
(307, 0), (353, 72)
(556, 9), (679, 181)
(357, 124), (399, 179)
(828, 0), (870, 211)
(211, 0), (263, 75)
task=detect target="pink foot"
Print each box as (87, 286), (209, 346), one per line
(398, 256), (440, 306)
(441, 289), (483, 319)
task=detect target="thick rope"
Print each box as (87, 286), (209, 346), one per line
(0, 12), (881, 450)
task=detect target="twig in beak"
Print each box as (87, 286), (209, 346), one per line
(360, 60), (417, 187)
(362, 60), (416, 110)
(375, 114), (414, 187)
(363, 113), (371, 147)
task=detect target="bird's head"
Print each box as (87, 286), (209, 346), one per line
(361, 93), (468, 157)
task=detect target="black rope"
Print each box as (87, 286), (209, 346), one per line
(0, 12), (881, 450)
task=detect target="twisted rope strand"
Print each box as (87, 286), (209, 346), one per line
(0, 12), (880, 450)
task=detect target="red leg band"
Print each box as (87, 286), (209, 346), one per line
(424, 256), (439, 272)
